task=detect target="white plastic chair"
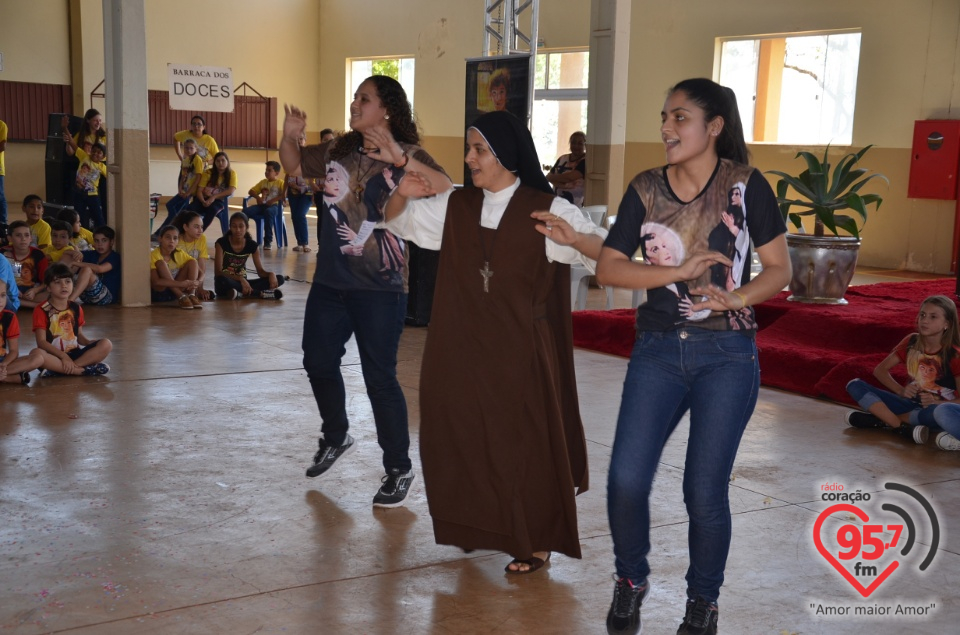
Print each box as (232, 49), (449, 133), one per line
(581, 204), (607, 229)
(570, 205), (608, 310)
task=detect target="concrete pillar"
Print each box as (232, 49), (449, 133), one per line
(585, 0), (630, 209)
(102, 0), (150, 306)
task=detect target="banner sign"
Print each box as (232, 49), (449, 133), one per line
(167, 64), (234, 112)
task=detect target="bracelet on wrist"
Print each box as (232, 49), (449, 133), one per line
(394, 149), (409, 169)
(732, 290), (748, 310)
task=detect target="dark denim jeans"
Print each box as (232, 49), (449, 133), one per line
(845, 378), (960, 436)
(608, 328), (759, 603)
(302, 283), (411, 473)
(155, 194), (192, 235)
(287, 192), (312, 247)
(190, 198), (227, 231)
(245, 203), (279, 245)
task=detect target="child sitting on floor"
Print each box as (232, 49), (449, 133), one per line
(3, 220), (49, 309)
(32, 263), (112, 376)
(58, 208), (95, 251)
(0, 279), (45, 384)
(43, 220), (98, 305)
(214, 212), (284, 300)
(73, 226), (121, 305)
(150, 225), (201, 310)
(173, 210), (214, 301)
(846, 294), (960, 451)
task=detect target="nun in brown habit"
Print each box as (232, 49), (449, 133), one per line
(385, 111), (606, 573)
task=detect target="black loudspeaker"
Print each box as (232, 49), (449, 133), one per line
(406, 242), (440, 326)
(44, 113), (83, 205)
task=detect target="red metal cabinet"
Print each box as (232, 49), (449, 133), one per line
(908, 120), (960, 200)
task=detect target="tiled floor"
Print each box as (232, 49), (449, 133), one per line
(2, 236), (958, 634)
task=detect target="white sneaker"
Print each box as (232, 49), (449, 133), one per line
(935, 431), (960, 451)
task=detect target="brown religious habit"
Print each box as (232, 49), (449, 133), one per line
(419, 185), (589, 561)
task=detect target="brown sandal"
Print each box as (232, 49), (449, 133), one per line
(504, 552), (551, 574)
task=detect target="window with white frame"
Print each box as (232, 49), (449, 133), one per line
(532, 50), (588, 170)
(718, 31), (861, 145)
(349, 58), (415, 124)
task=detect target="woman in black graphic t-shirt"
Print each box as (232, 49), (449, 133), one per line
(598, 78), (791, 635)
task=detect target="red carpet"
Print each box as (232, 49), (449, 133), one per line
(571, 278), (957, 404)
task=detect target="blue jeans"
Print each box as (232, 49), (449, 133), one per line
(608, 328), (759, 603)
(301, 283), (411, 473)
(73, 192), (104, 230)
(0, 174), (7, 224)
(845, 378), (960, 436)
(287, 192), (311, 247)
(246, 203), (279, 245)
(191, 199), (227, 231)
(155, 194), (192, 234)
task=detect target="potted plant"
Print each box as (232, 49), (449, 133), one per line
(767, 145), (888, 304)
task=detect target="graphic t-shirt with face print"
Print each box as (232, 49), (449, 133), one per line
(605, 159), (786, 333)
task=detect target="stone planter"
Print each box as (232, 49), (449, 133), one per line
(785, 233), (861, 304)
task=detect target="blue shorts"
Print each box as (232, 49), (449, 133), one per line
(67, 341), (100, 360)
(80, 275), (113, 306)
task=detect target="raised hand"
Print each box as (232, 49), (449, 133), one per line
(397, 171), (436, 198)
(364, 125), (404, 165)
(283, 104), (308, 142)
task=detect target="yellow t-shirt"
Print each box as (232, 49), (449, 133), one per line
(43, 244), (77, 262)
(174, 131), (219, 165)
(198, 169), (238, 199)
(150, 247), (195, 278)
(70, 227), (95, 251)
(178, 154), (205, 196)
(73, 130), (107, 150)
(249, 178), (284, 204)
(0, 119), (7, 176)
(29, 219), (52, 249)
(178, 236), (209, 261)
(75, 147), (108, 196)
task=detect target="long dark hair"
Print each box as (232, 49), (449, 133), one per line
(331, 75), (420, 161)
(79, 108), (107, 142)
(207, 151), (233, 188)
(669, 78), (749, 165)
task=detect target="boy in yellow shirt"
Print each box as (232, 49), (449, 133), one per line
(64, 129), (108, 229)
(43, 220), (98, 304)
(246, 161), (285, 250)
(23, 195), (51, 249)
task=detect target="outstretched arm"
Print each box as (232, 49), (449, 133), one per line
(279, 104), (307, 177)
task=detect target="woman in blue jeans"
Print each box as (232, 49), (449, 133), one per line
(596, 78), (791, 635)
(845, 294), (960, 451)
(278, 76), (450, 508)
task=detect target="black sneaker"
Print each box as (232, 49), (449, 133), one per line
(894, 423), (928, 444)
(845, 411), (885, 429)
(222, 288), (239, 300)
(372, 468), (415, 508)
(305, 434), (355, 478)
(606, 575), (650, 634)
(677, 596), (718, 635)
(260, 289), (283, 300)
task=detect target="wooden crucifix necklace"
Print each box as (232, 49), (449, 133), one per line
(478, 220), (499, 293)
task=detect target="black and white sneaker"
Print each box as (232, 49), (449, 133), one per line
(372, 468), (415, 508)
(677, 596), (718, 635)
(894, 423), (928, 444)
(221, 288), (239, 300)
(935, 431), (960, 451)
(606, 575), (650, 634)
(845, 411), (885, 429)
(305, 434), (355, 478)
(260, 289), (283, 300)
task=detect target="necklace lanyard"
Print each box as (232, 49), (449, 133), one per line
(354, 153), (378, 203)
(477, 216), (500, 294)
